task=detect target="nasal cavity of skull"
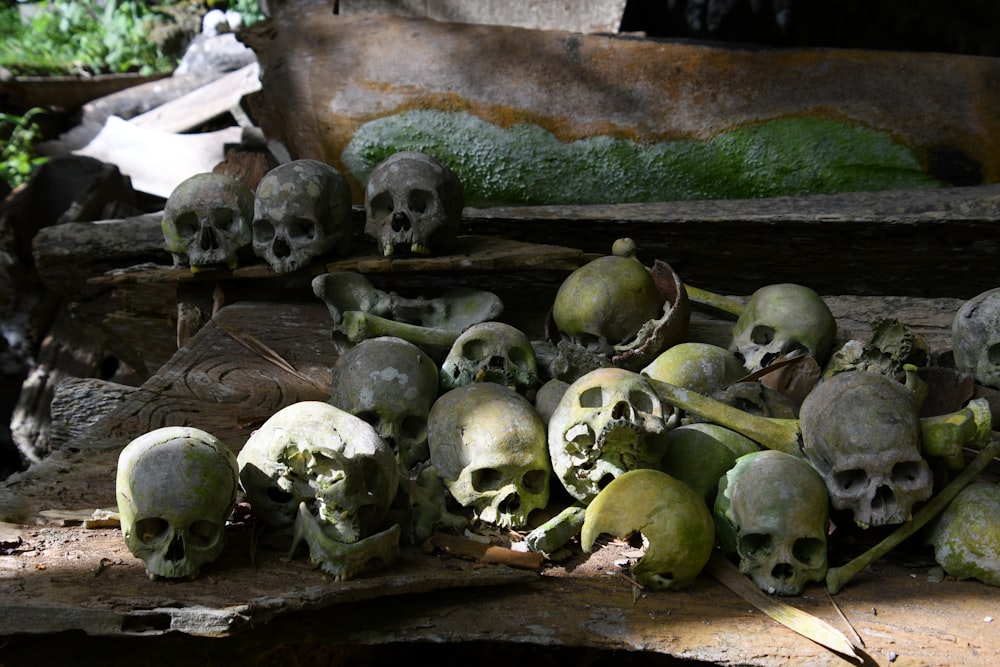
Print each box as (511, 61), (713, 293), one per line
(771, 562), (795, 582)
(870, 484), (897, 511)
(391, 211), (410, 232)
(165, 534), (185, 562)
(199, 226), (220, 251)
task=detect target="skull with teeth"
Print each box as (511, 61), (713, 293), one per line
(237, 401), (400, 580)
(427, 382), (551, 529)
(364, 151), (464, 257)
(252, 159), (354, 274)
(715, 449), (830, 596)
(116, 426), (239, 580)
(799, 370), (933, 529)
(439, 321), (539, 395)
(162, 172), (254, 270)
(547, 366), (675, 504)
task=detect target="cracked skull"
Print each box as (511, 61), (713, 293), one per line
(439, 321), (539, 395)
(547, 367), (674, 504)
(729, 283), (837, 373)
(799, 371), (932, 529)
(715, 449), (829, 596)
(427, 382), (550, 529)
(162, 172), (254, 270)
(252, 159), (353, 274)
(364, 151), (464, 257)
(952, 286), (1000, 390)
(329, 336), (439, 472)
(237, 401), (400, 580)
(116, 426), (239, 580)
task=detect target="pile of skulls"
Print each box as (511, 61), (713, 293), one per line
(125, 155), (998, 593)
(160, 150), (464, 274)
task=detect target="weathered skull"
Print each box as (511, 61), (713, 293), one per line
(641, 342), (747, 395)
(952, 287), (1000, 389)
(237, 401), (400, 580)
(799, 371), (933, 529)
(729, 283), (837, 373)
(582, 468), (715, 591)
(364, 151), (464, 257)
(715, 450), (829, 596)
(252, 159), (353, 274)
(427, 382), (550, 529)
(116, 426), (238, 580)
(547, 367), (674, 504)
(162, 172), (254, 270)
(329, 336), (439, 471)
(926, 482), (1000, 587)
(439, 321), (539, 394)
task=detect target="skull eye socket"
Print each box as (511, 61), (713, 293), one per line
(472, 467), (504, 492)
(135, 517), (170, 544)
(253, 219), (276, 242)
(508, 345), (532, 370)
(460, 339), (487, 361)
(400, 415), (427, 442)
(627, 389), (656, 414)
(793, 537), (826, 567)
(408, 189), (434, 214)
(370, 192), (394, 219)
(187, 520), (220, 548)
(834, 468), (869, 492)
(739, 532), (773, 559)
(173, 212), (200, 239)
(212, 208), (241, 234)
(578, 386), (607, 409)
(520, 469), (548, 494)
(750, 325), (775, 347)
(288, 218), (316, 241)
(988, 343), (1000, 366)
(891, 460), (927, 487)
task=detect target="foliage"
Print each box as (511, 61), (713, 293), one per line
(0, 108), (48, 189)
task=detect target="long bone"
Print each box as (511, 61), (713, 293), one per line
(643, 377), (992, 463)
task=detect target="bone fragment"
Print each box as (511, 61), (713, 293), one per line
(683, 284), (745, 317)
(427, 532), (544, 570)
(825, 437), (1000, 594)
(919, 397), (992, 468)
(524, 504), (587, 554)
(341, 311), (460, 351)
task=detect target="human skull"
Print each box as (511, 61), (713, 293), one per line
(116, 426), (238, 580)
(799, 371), (932, 529)
(237, 401), (400, 580)
(364, 151), (464, 257)
(162, 172), (254, 270)
(729, 283), (837, 373)
(439, 321), (539, 394)
(926, 482), (1000, 587)
(427, 382), (550, 529)
(329, 336), (439, 471)
(252, 159), (353, 274)
(952, 287), (1000, 389)
(547, 367), (674, 504)
(715, 450), (829, 596)
(641, 342), (747, 395)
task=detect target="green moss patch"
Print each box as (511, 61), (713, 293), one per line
(342, 110), (941, 206)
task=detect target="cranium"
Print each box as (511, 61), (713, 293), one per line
(237, 401), (400, 580)
(364, 151), (464, 257)
(116, 426), (239, 580)
(439, 321), (539, 394)
(427, 382), (550, 529)
(715, 450), (829, 596)
(582, 468), (715, 590)
(926, 482), (1000, 587)
(162, 172), (254, 270)
(729, 283), (836, 374)
(252, 159), (353, 274)
(641, 342), (746, 395)
(952, 287), (1000, 389)
(799, 371), (932, 529)
(329, 336), (439, 472)
(547, 367), (675, 504)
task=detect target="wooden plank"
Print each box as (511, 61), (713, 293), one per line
(1, 298), (997, 666)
